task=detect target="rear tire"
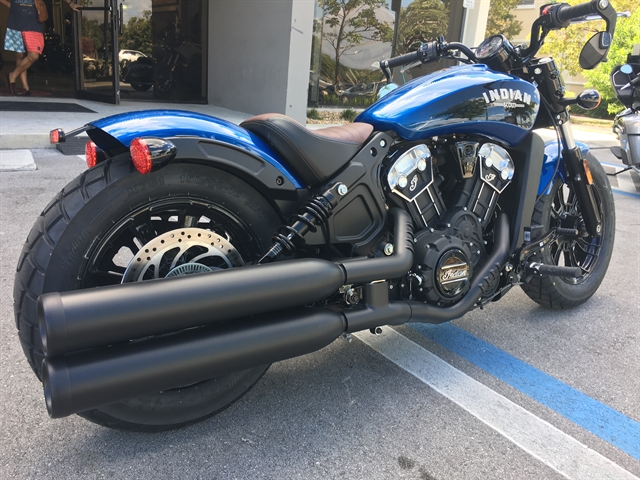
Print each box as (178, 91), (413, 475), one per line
(521, 154), (615, 309)
(131, 82), (151, 91)
(14, 159), (282, 431)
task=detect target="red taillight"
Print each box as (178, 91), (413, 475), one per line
(130, 138), (152, 174)
(85, 141), (98, 168)
(49, 129), (64, 144)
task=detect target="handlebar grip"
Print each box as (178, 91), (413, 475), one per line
(385, 50), (420, 70)
(555, 0), (598, 23)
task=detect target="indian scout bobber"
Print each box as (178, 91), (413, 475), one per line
(15, 0), (618, 431)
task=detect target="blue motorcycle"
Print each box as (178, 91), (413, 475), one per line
(17, 0), (617, 431)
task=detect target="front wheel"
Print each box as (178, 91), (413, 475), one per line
(14, 159), (282, 431)
(521, 154), (615, 309)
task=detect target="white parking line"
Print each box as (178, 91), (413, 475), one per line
(354, 328), (638, 480)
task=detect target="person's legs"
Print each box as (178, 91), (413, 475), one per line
(9, 52), (38, 86)
(9, 32), (44, 91)
(14, 52), (29, 91)
(3, 28), (25, 93)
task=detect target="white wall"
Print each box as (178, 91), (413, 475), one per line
(461, 0), (491, 48)
(208, 0), (314, 123)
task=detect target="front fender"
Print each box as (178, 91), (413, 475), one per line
(87, 109), (303, 188)
(538, 139), (589, 195)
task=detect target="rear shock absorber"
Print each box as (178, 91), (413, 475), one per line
(259, 183), (345, 263)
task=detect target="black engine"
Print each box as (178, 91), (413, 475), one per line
(385, 139), (515, 305)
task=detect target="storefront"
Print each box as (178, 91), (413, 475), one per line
(1, 0), (208, 104)
(1, 1), (496, 122)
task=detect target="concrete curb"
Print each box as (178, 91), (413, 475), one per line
(0, 149), (37, 171)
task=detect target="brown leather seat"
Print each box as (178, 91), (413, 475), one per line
(240, 113), (374, 185)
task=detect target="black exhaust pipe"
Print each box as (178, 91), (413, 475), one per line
(41, 212), (510, 418)
(407, 213), (511, 323)
(341, 214), (511, 331)
(40, 209), (414, 357)
(44, 308), (346, 418)
(40, 259), (346, 357)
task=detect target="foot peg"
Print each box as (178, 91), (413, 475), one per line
(525, 262), (582, 278)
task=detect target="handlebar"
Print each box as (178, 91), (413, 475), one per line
(621, 75), (640, 91)
(554, 1), (598, 24)
(521, 0), (616, 62)
(384, 51), (420, 70)
(380, 0), (617, 79)
(380, 38), (477, 81)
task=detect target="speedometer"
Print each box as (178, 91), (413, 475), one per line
(475, 35), (516, 73)
(476, 35), (505, 60)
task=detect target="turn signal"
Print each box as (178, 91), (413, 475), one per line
(85, 141), (98, 168)
(583, 159), (594, 185)
(129, 137), (177, 175)
(50, 129), (65, 144)
(130, 138), (153, 174)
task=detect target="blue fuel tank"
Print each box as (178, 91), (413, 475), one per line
(356, 64), (540, 147)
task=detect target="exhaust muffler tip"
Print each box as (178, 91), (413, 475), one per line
(42, 357), (73, 419)
(38, 293), (66, 358)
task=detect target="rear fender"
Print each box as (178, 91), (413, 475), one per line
(87, 109), (303, 187)
(85, 110), (305, 217)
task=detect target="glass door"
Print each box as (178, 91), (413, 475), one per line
(117, 0), (153, 100)
(74, 0), (120, 104)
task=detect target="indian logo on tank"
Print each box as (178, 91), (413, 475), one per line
(482, 88), (532, 109)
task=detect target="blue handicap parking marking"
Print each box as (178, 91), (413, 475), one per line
(410, 323), (640, 461)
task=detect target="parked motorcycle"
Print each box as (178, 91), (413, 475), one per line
(17, 0), (618, 432)
(610, 53), (640, 173)
(120, 39), (202, 98)
(36, 31), (74, 74)
(120, 55), (153, 91)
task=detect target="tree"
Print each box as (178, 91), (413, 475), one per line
(539, 0), (639, 114)
(320, 0), (392, 86)
(395, 0), (450, 55)
(120, 10), (152, 56)
(486, 0), (523, 39)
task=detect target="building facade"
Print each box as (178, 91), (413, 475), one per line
(1, 0), (500, 123)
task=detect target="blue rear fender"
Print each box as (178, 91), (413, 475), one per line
(538, 139), (589, 195)
(87, 109), (303, 189)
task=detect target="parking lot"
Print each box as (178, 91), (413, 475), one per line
(0, 147), (638, 480)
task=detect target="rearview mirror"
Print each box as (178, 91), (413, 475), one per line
(579, 32), (611, 70)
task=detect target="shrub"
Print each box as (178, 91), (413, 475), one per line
(307, 108), (322, 120)
(341, 108), (358, 122)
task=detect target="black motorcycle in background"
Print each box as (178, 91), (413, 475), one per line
(36, 31), (75, 74)
(121, 34), (202, 99)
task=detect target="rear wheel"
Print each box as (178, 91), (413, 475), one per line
(521, 154), (615, 309)
(14, 159), (282, 431)
(131, 82), (151, 91)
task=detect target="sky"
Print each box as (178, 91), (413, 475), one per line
(120, 0), (150, 22)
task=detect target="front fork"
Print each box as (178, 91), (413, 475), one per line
(557, 115), (602, 237)
(529, 57), (602, 237)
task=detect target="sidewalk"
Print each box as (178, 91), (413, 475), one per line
(0, 96), (619, 171)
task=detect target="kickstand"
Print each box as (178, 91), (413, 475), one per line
(606, 166), (633, 176)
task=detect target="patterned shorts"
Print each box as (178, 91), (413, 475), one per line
(4, 28), (25, 53)
(4, 28), (44, 54)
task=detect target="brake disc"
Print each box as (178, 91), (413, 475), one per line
(122, 228), (244, 283)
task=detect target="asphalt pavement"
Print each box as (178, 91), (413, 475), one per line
(0, 99), (639, 479)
